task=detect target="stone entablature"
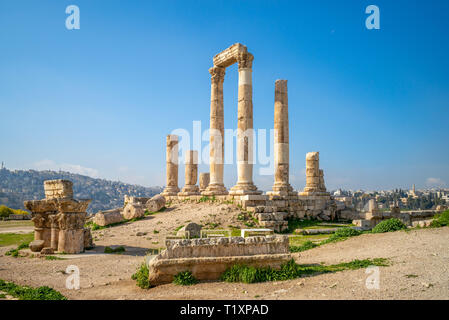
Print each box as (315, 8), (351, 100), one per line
(24, 179), (92, 254)
(147, 235), (291, 286)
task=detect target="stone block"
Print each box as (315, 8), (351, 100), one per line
(30, 240), (45, 252)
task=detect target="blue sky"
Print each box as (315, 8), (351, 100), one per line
(1, 0), (448, 191)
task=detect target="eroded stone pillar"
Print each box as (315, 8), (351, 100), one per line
(299, 152), (323, 196)
(162, 134), (180, 196)
(57, 212), (85, 254)
(230, 52), (261, 195)
(203, 66), (228, 195)
(269, 80), (293, 196)
(179, 150), (200, 195)
(199, 173), (210, 192)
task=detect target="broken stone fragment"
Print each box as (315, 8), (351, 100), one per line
(40, 247), (54, 255)
(176, 222), (202, 238)
(146, 194), (166, 212)
(29, 240), (45, 252)
(122, 203), (145, 220)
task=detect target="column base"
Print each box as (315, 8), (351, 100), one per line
(267, 183), (294, 197)
(178, 185), (200, 196)
(161, 186), (180, 196)
(298, 191), (330, 196)
(201, 183), (228, 196)
(229, 183), (262, 195)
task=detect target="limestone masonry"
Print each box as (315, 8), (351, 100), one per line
(147, 235), (291, 286)
(24, 179), (92, 254)
(160, 43), (341, 230)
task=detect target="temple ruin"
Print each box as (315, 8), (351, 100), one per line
(24, 179), (93, 254)
(160, 43), (338, 231)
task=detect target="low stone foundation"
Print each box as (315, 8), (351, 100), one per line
(147, 235), (291, 286)
(354, 209), (440, 229)
(164, 193), (339, 232)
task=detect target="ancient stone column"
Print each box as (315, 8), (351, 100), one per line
(199, 173), (210, 192)
(162, 134), (180, 196)
(299, 152), (321, 195)
(179, 150), (200, 195)
(49, 214), (59, 251)
(269, 80), (293, 196)
(57, 212), (86, 254)
(203, 66), (228, 195)
(230, 52), (261, 195)
(318, 169), (327, 192)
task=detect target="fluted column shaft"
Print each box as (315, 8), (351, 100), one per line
(162, 134), (180, 196)
(230, 53), (261, 195)
(203, 67), (228, 195)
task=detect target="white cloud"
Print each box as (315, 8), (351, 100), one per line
(425, 177), (445, 187)
(33, 160), (99, 178)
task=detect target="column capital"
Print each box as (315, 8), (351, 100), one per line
(209, 66), (226, 84)
(237, 52), (254, 70)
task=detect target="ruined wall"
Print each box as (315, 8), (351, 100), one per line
(162, 235), (289, 259)
(148, 235), (291, 286)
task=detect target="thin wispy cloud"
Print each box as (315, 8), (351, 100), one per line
(33, 160), (100, 178)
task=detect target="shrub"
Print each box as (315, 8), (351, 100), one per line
(173, 271), (198, 286)
(372, 218), (407, 233)
(104, 246), (125, 254)
(131, 263), (150, 289)
(320, 227), (362, 244)
(0, 205), (14, 218)
(430, 210), (449, 228)
(290, 240), (318, 253)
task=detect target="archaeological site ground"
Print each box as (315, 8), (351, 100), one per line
(1, 1), (448, 314)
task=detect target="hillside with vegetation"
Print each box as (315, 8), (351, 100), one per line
(0, 168), (162, 213)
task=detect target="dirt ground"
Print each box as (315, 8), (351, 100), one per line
(0, 202), (448, 300)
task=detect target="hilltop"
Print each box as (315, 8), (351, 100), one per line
(0, 168), (162, 213)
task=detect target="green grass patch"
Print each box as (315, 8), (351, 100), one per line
(131, 263), (150, 289)
(0, 232), (33, 247)
(321, 227), (362, 244)
(430, 210), (449, 228)
(372, 218), (407, 233)
(173, 271), (198, 286)
(104, 246), (125, 254)
(5, 241), (30, 257)
(45, 255), (65, 261)
(289, 240), (318, 252)
(0, 279), (67, 300)
(221, 258), (389, 284)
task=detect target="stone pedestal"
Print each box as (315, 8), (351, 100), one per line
(162, 135), (180, 196)
(179, 150), (200, 195)
(268, 80), (294, 196)
(230, 52), (261, 195)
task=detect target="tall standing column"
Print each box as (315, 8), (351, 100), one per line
(268, 80), (293, 196)
(162, 134), (180, 196)
(179, 150), (200, 195)
(203, 66), (228, 195)
(230, 52), (261, 195)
